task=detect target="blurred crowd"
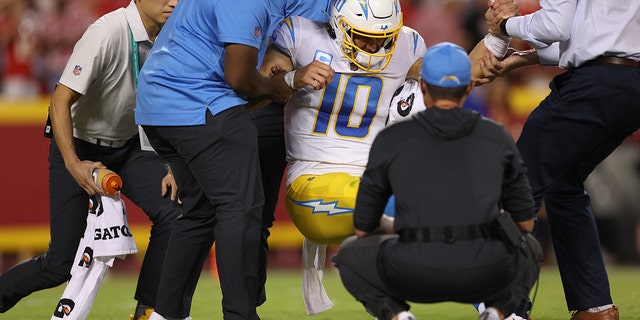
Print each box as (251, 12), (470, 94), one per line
(1, 0), (638, 264)
(0, 0), (129, 98)
(0, 0), (554, 139)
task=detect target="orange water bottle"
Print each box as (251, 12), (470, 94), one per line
(93, 168), (123, 195)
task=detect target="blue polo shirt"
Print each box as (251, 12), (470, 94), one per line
(135, 0), (272, 126)
(261, 0), (331, 66)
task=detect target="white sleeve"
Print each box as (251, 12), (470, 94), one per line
(58, 24), (110, 95)
(271, 17), (298, 62)
(406, 27), (427, 61)
(536, 42), (561, 66)
(507, 0), (577, 49)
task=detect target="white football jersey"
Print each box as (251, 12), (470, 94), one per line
(273, 16), (426, 184)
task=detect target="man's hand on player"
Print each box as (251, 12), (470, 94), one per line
(474, 47), (510, 85)
(487, 0), (519, 36)
(161, 167), (182, 204)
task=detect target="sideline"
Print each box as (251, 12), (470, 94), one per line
(0, 97), (50, 125)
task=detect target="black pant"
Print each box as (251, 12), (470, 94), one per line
(0, 136), (181, 313)
(249, 103), (287, 306)
(143, 106), (264, 319)
(516, 63), (640, 311)
(333, 234), (542, 320)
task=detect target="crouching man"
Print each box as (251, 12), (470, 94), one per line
(332, 42), (543, 320)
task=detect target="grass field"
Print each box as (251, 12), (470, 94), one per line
(3, 265), (639, 319)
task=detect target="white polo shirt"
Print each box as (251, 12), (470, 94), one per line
(59, 1), (152, 142)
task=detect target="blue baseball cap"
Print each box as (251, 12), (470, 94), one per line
(421, 42), (471, 88)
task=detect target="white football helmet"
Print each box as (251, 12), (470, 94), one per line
(330, 0), (403, 72)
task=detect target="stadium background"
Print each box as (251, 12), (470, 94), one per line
(1, 0), (639, 274)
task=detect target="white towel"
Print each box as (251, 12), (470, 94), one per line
(85, 194), (137, 258)
(301, 238), (334, 315)
(51, 193), (137, 320)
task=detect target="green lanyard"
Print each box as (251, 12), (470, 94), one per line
(129, 29), (139, 88)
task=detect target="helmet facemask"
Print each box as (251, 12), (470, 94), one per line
(330, 0), (403, 72)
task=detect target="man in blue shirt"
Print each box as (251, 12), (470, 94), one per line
(135, 0), (333, 319)
(249, 0), (332, 308)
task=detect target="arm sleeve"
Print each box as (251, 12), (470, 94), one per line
(216, 0), (269, 49)
(400, 27), (427, 62)
(271, 17), (297, 61)
(412, 29), (428, 59)
(499, 128), (535, 222)
(506, 0), (576, 49)
(536, 42), (561, 66)
(58, 25), (109, 95)
(353, 133), (393, 231)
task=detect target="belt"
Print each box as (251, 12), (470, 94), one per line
(398, 224), (495, 244)
(75, 132), (131, 148)
(588, 56), (640, 69)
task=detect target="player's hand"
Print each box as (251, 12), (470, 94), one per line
(485, 3), (500, 35)
(270, 65), (284, 76)
(269, 68), (295, 103)
(67, 160), (106, 196)
(161, 167), (182, 205)
(487, 0), (519, 35)
(296, 60), (335, 90)
(473, 48), (509, 85)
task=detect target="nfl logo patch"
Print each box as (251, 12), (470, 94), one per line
(73, 65), (83, 76)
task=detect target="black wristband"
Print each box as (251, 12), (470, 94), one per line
(499, 18), (509, 37)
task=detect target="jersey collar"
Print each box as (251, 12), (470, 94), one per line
(125, 0), (151, 43)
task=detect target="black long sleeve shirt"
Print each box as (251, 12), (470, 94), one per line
(355, 107), (534, 233)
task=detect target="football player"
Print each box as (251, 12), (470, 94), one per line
(259, 0), (508, 315)
(260, 0), (423, 314)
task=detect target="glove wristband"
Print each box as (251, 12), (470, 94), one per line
(500, 17), (510, 37)
(284, 70), (296, 90)
(484, 33), (511, 58)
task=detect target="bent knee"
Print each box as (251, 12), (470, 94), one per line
(38, 256), (73, 284)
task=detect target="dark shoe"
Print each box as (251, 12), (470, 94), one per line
(570, 305), (619, 320)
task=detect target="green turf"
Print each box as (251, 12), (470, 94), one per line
(3, 265), (639, 319)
